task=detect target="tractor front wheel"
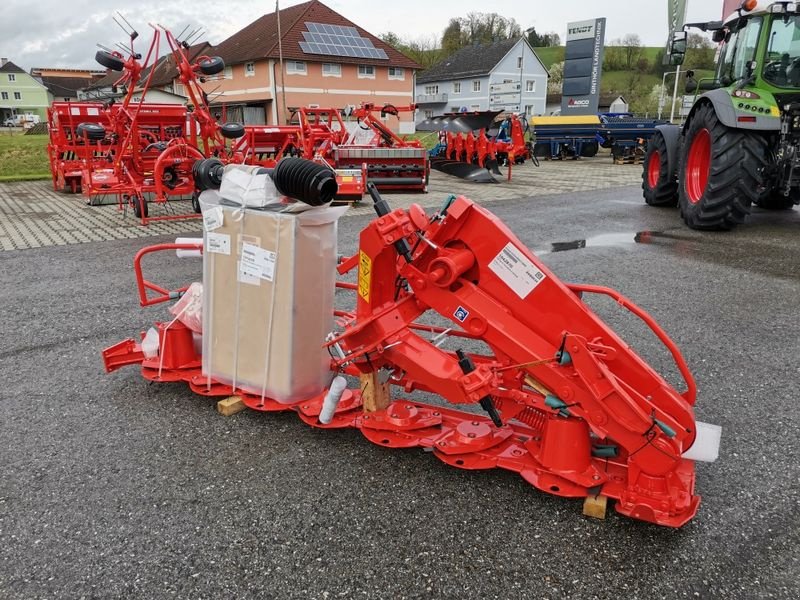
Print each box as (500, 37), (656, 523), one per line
(678, 103), (767, 230)
(642, 132), (677, 207)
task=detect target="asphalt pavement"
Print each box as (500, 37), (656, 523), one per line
(1, 184), (798, 599)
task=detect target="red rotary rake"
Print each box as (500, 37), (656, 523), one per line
(103, 170), (718, 527)
(46, 21), (229, 223)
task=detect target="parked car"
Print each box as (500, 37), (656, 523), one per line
(3, 114), (40, 127)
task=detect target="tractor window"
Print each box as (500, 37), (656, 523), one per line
(732, 17), (762, 80)
(763, 15), (800, 87)
(717, 31), (739, 85)
(717, 17), (762, 86)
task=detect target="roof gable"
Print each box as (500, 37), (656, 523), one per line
(418, 39), (523, 84)
(214, 0), (421, 70)
(0, 61), (26, 74)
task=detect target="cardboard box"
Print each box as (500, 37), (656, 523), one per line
(200, 193), (344, 402)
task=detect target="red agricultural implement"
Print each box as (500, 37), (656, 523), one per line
(48, 20), (427, 223)
(103, 166), (718, 527)
(47, 21), (229, 223)
(421, 111), (536, 183)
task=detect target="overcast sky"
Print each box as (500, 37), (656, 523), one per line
(1, 0), (723, 71)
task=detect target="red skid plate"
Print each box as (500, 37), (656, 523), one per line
(358, 401), (443, 448)
(241, 393), (307, 412)
(296, 389), (362, 429)
(188, 375), (235, 397)
(141, 364), (200, 383)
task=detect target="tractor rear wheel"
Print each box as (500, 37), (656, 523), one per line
(642, 132), (677, 207)
(678, 103), (767, 230)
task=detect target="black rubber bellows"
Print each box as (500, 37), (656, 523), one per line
(272, 157), (337, 206)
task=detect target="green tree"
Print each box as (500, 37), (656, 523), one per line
(686, 33), (716, 70)
(440, 12), (522, 53)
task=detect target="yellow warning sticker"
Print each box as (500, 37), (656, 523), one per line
(771, 106), (780, 117)
(358, 250), (372, 302)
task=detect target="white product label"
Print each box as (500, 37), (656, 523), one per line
(87, 107), (99, 116)
(206, 232), (230, 255)
(488, 242), (546, 299)
(241, 242), (277, 282)
(238, 262), (261, 286)
(202, 206), (224, 231)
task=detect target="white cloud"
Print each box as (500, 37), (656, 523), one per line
(0, 0), (725, 70)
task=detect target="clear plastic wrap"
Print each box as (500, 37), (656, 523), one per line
(199, 192), (347, 403)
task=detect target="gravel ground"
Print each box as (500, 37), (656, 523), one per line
(1, 185), (798, 599)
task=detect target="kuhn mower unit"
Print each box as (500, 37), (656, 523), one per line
(103, 158), (719, 527)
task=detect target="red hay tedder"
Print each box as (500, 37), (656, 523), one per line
(46, 18), (429, 224)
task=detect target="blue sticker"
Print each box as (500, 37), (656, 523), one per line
(454, 306), (469, 322)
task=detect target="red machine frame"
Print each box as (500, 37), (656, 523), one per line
(103, 186), (708, 528)
(46, 25), (224, 224)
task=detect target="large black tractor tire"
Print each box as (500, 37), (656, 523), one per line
(754, 190), (798, 210)
(642, 132), (678, 207)
(678, 103), (768, 230)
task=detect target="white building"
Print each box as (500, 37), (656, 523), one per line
(415, 38), (548, 123)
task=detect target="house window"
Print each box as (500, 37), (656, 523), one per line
(0, 92), (7, 100)
(14, 92), (21, 100)
(388, 67), (404, 80)
(322, 63), (341, 77)
(7, 74), (15, 82)
(473, 80), (481, 92)
(245, 62), (255, 77)
(452, 82), (461, 94)
(358, 65), (375, 78)
(450, 106), (460, 112)
(223, 66), (233, 79)
(424, 109), (433, 119)
(424, 85), (439, 95)
(517, 56), (523, 69)
(526, 80), (535, 92)
(287, 61), (307, 75)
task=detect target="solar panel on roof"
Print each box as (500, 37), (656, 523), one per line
(300, 21), (389, 60)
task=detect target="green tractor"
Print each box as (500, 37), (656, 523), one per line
(642, 0), (800, 229)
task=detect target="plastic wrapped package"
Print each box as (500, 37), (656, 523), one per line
(218, 164), (280, 208)
(199, 192), (347, 403)
(168, 281), (203, 333)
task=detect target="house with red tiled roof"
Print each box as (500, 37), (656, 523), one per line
(204, 0), (422, 130)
